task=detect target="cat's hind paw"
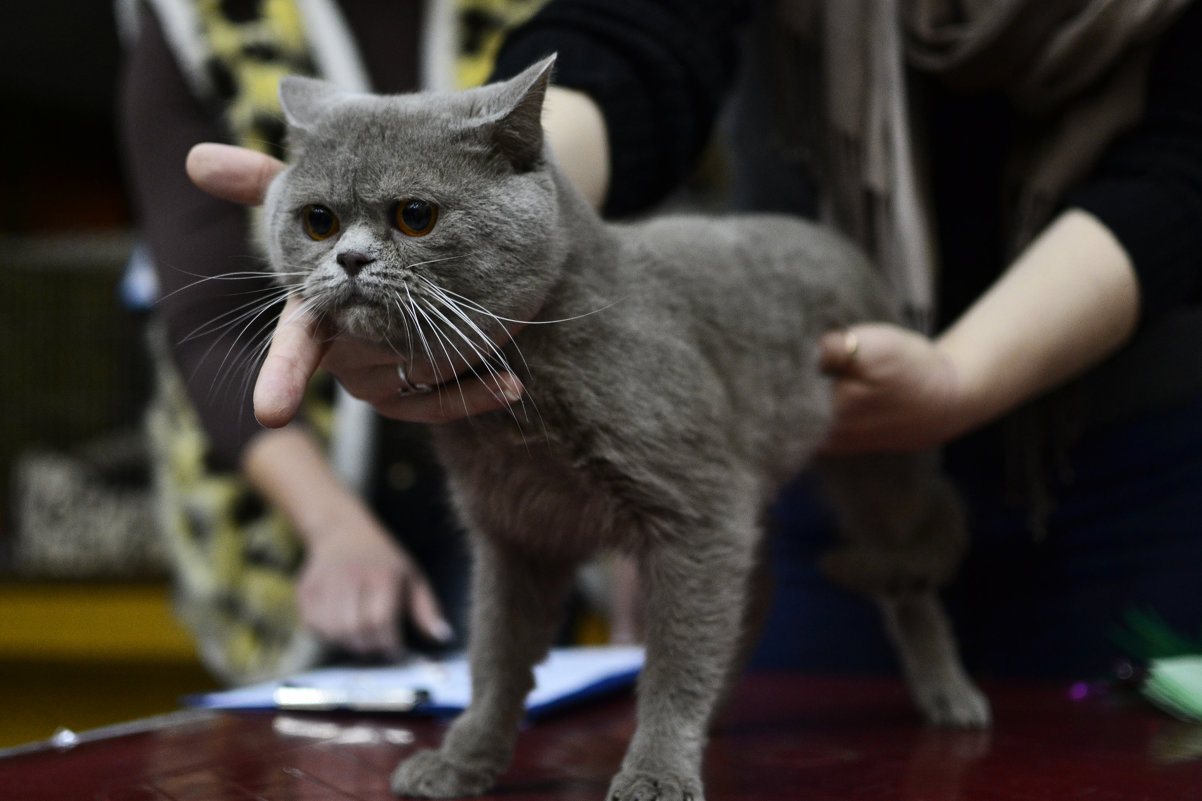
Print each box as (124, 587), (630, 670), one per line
(915, 678), (991, 729)
(606, 770), (703, 801)
(391, 748), (496, 799)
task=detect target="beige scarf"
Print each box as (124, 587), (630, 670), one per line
(785, 0), (1193, 329)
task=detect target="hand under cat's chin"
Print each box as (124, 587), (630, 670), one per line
(365, 371), (524, 425)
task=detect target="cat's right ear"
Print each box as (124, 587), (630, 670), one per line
(279, 75), (344, 131)
(484, 54), (556, 172)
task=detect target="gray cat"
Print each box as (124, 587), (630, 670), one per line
(261, 55), (989, 801)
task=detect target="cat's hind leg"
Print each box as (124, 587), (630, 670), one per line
(816, 453), (990, 728)
(391, 536), (577, 798)
(877, 591), (990, 727)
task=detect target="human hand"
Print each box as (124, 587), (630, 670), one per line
(242, 426), (455, 658)
(817, 323), (973, 453)
(318, 326), (524, 424)
(296, 520), (454, 657)
(185, 143), (524, 427)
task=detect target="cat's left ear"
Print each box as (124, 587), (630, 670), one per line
(279, 75), (345, 131)
(486, 54), (556, 172)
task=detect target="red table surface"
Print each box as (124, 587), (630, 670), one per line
(2, 674), (1200, 800)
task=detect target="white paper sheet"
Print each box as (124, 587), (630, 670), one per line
(187, 645), (644, 718)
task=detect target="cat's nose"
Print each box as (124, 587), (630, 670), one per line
(336, 250), (374, 276)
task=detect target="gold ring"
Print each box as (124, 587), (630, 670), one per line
(397, 364), (433, 396)
(844, 331), (860, 361)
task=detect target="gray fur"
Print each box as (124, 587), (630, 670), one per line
(262, 56), (989, 801)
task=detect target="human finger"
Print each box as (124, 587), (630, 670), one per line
(405, 572), (455, 646)
(358, 577), (404, 657)
(320, 338), (419, 407)
(818, 328), (863, 375)
(297, 573), (347, 648)
(368, 372), (524, 424)
(186, 142), (284, 205)
(254, 295), (330, 428)
(322, 336), (479, 392)
(341, 585), (380, 655)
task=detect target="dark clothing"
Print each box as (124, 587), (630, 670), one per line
(493, 0), (751, 218)
(495, 0), (1202, 678)
(494, 0), (1202, 325)
(758, 390), (1202, 678)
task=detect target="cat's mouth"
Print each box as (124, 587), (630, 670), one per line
(316, 279), (383, 311)
(331, 302), (398, 343)
(304, 283), (396, 342)
(305, 276), (518, 363)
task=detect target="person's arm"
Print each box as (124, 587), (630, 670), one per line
(242, 427), (453, 654)
(119, 6), (269, 466)
(124, 7), (450, 656)
(1063, 1), (1202, 326)
(544, 86), (610, 209)
(819, 4), (1202, 454)
(492, 0), (748, 216)
(819, 210), (1139, 452)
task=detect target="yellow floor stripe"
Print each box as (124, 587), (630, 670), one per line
(0, 582), (197, 661)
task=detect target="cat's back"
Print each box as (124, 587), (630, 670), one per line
(570, 212), (900, 485)
(622, 212), (896, 335)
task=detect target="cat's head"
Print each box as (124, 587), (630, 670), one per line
(261, 56), (564, 356)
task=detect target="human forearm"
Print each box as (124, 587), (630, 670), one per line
(819, 209), (1140, 454)
(937, 209), (1141, 432)
(240, 424), (376, 546)
(241, 424), (453, 651)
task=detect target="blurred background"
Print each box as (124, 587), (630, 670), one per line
(0, 1), (217, 749)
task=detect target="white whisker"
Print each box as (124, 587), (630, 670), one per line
(419, 282), (537, 414)
(179, 285), (293, 344)
(402, 283), (446, 380)
(416, 282), (545, 436)
(157, 267), (308, 303)
(409, 298), (480, 419)
(198, 288), (299, 402)
(427, 279), (623, 326)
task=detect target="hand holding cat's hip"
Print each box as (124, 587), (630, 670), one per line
(818, 323), (971, 453)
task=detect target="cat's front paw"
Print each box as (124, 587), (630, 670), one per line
(606, 769), (703, 801)
(391, 748), (497, 799)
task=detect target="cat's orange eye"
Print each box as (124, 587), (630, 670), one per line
(302, 205), (340, 241)
(394, 199), (438, 237)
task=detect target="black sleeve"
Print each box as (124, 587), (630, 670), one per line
(491, 0), (749, 217)
(1067, 1), (1202, 324)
